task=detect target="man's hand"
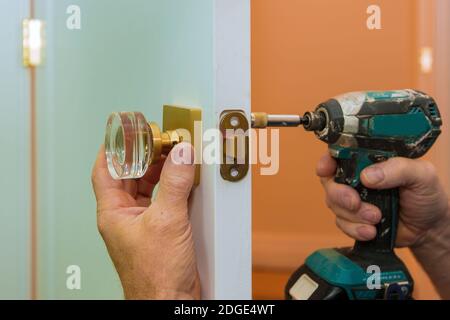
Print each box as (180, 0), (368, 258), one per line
(91, 142), (200, 300)
(316, 153), (448, 248)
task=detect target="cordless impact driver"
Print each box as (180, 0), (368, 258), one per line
(252, 89), (442, 300)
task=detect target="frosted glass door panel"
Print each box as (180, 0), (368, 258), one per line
(36, 0), (214, 299)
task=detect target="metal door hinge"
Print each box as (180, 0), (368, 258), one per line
(220, 110), (249, 182)
(23, 19), (45, 67)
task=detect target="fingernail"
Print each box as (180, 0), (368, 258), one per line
(357, 226), (376, 240)
(342, 195), (356, 211)
(363, 167), (385, 184)
(360, 210), (380, 224)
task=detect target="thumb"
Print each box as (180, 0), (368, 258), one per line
(154, 142), (195, 209)
(360, 157), (435, 190)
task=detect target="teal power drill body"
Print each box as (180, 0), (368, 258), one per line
(281, 90), (442, 300)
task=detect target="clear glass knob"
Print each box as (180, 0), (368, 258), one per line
(105, 112), (152, 179)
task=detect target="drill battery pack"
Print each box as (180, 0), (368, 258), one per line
(285, 247), (414, 300)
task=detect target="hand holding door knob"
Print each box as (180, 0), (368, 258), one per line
(91, 141), (200, 299)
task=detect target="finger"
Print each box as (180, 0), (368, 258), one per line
(153, 142), (195, 210)
(322, 178), (361, 212)
(137, 156), (166, 197)
(361, 157), (437, 190)
(316, 153), (337, 178)
(335, 218), (377, 241)
(91, 145), (122, 201)
(330, 202), (382, 225)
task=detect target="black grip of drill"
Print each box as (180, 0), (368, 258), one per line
(334, 158), (399, 253)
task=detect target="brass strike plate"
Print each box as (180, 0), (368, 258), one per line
(220, 110), (249, 182)
(23, 19), (45, 67)
(163, 105), (202, 185)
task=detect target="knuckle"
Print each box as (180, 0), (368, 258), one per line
(91, 170), (97, 185)
(95, 206), (111, 237)
(91, 169), (101, 188)
(334, 187), (353, 210)
(96, 215), (106, 236)
(325, 189), (340, 209)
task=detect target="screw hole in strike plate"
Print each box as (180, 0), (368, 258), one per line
(230, 167), (239, 178)
(230, 116), (240, 127)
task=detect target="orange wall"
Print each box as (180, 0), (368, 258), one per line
(251, 0), (441, 300)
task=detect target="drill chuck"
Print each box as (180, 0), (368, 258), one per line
(303, 111), (327, 132)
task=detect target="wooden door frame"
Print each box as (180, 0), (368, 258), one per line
(189, 0), (252, 300)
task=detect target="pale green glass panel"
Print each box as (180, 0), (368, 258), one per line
(0, 0), (31, 299)
(36, 0), (213, 299)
